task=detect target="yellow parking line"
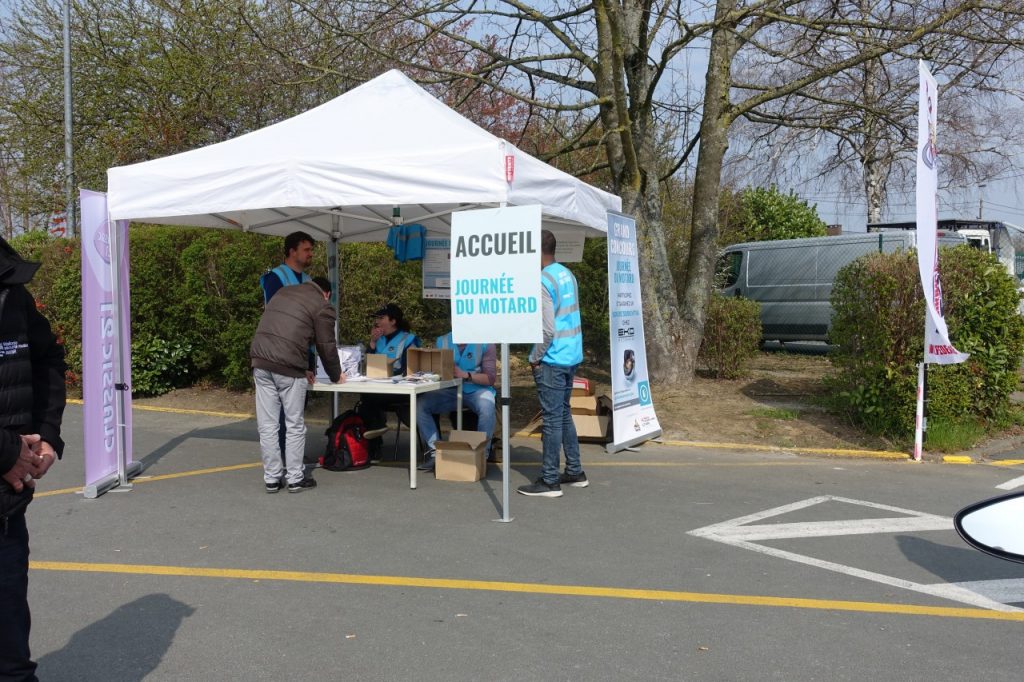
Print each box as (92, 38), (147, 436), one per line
(33, 462), (263, 498)
(32, 486), (85, 498)
(942, 455), (974, 464)
(33, 458), (805, 497)
(34, 458), (826, 497)
(68, 398), (252, 420)
(656, 439), (907, 460)
(510, 431), (909, 461)
(28, 560), (1024, 622)
(137, 462), (262, 481)
(132, 404), (253, 420)
(72, 400), (906, 460)
(68, 399), (335, 425)
(991, 460), (1024, 467)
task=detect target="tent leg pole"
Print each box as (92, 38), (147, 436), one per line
(107, 212), (132, 490)
(329, 224), (340, 418)
(496, 343), (513, 522)
(913, 362), (926, 462)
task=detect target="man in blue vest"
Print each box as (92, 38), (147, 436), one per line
(518, 230), (587, 498)
(260, 231), (315, 462)
(260, 231), (314, 304)
(414, 332), (496, 472)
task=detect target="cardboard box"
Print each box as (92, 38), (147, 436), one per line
(524, 403), (610, 440)
(406, 348), (454, 380)
(573, 414), (611, 442)
(571, 376), (594, 397)
(365, 353), (391, 378)
(435, 430), (489, 482)
(570, 395), (600, 416)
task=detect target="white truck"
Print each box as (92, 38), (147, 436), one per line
(867, 219), (1021, 281)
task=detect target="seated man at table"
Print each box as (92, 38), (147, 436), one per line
(358, 304), (421, 441)
(415, 332), (497, 472)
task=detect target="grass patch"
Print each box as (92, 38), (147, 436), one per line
(925, 418), (987, 452)
(991, 403), (1024, 431)
(749, 407), (799, 420)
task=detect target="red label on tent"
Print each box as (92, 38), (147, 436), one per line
(505, 155), (514, 182)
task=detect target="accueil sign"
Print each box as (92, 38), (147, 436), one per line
(451, 205), (542, 344)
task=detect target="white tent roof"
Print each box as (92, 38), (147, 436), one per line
(107, 70), (621, 241)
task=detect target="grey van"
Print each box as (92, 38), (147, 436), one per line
(717, 231), (966, 342)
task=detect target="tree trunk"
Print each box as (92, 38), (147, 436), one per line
(677, 4), (738, 378)
(593, 0), (689, 384)
(864, 158), (888, 224)
(860, 54), (887, 225)
(624, 174), (689, 384)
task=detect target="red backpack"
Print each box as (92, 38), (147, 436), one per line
(321, 410), (371, 471)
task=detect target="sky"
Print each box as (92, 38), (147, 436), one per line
(2, 2), (1018, 233)
(808, 162), (1024, 233)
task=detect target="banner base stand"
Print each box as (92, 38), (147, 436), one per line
(493, 517), (515, 523)
(606, 429), (663, 454)
(83, 461), (143, 499)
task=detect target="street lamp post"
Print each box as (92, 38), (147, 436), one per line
(977, 183), (987, 220)
(62, 0), (75, 238)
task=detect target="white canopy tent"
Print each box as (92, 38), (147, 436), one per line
(104, 69), (621, 516)
(108, 69), (620, 238)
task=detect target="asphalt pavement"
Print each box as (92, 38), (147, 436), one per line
(22, 403), (1024, 681)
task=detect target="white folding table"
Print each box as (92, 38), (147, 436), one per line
(309, 378), (462, 489)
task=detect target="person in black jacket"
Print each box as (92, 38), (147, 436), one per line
(0, 235), (66, 682)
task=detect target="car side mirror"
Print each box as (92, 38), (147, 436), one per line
(954, 491), (1024, 564)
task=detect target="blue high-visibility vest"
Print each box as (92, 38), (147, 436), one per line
(537, 262), (583, 366)
(437, 333), (494, 395)
(260, 264), (310, 303)
(376, 330), (416, 375)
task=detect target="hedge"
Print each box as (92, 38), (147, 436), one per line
(11, 227), (614, 395)
(827, 246), (1024, 437)
(699, 295), (762, 379)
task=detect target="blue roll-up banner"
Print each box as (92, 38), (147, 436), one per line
(607, 212), (661, 451)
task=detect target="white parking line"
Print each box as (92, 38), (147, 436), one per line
(995, 474), (1024, 491)
(947, 579), (1024, 604)
(688, 495), (1021, 613)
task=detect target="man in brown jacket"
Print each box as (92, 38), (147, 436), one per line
(251, 276), (343, 493)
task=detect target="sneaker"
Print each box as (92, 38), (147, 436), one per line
(265, 479), (283, 494)
(559, 471), (589, 488)
(417, 454), (436, 472)
(363, 426), (389, 440)
(287, 478), (318, 493)
(517, 478), (563, 498)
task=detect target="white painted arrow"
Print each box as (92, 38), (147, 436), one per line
(688, 495), (1019, 613)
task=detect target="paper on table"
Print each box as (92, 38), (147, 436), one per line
(316, 345), (364, 381)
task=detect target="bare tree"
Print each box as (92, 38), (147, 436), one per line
(4, 0), (1021, 381)
(0, 0), (377, 225)
(734, 1), (1024, 224)
(284, 1), (1023, 382)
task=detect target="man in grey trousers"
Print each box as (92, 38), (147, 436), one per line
(251, 276), (343, 493)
